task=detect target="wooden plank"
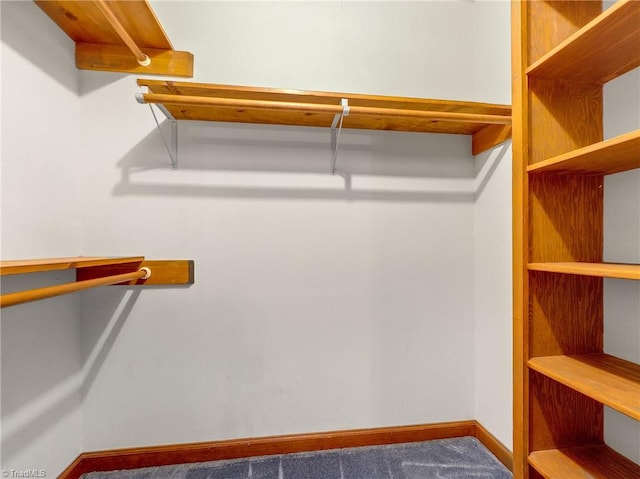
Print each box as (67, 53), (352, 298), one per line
(76, 43), (193, 78)
(472, 125), (512, 155)
(138, 79), (513, 117)
(528, 262), (640, 280)
(528, 354), (640, 420)
(511, 1), (530, 476)
(0, 256), (144, 276)
(58, 421), (479, 479)
(527, 0), (640, 83)
(34, 1), (172, 49)
(529, 444), (640, 479)
(135, 80), (511, 139)
(76, 260), (194, 285)
(528, 129), (640, 175)
(139, 93), (511, 125)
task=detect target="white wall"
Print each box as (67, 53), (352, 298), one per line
(603, 68), (640, 463)
(0, 0), (83, 474)
(472, 0), (513, 450)
(79, 0), (483, 451)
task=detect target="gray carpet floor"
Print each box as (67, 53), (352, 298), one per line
(82, 436), (512, 479)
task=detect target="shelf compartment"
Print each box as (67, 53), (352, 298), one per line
(528, 262), (640, 280)
(137, 79), (512, 155)
(528, 354), (640, 420)
(0, 256), (144, 276)
(529, 444), (640, 479)
(526, 0), (640, 83)
(528, 130), (640, 175)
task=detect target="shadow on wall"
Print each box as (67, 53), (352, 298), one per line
(113, 118), (500, 203)
(0, 273), (140, 466)
(0, 1), (126, 96)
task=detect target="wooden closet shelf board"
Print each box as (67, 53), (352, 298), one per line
(526, 0), (640, 83)
(137, 79), (512, 152)
(528, 354), (640, 420)
(528, 262), (640, 280)
(528, 444), (640, 479)
(35, 0), (172, 48)
(0, 256), (145, 276)
(77, 260), (195, 285)
(527, 130), (640, 175)
(35, 1), (193, 77)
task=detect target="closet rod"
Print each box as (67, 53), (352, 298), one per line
(137, 93), (512, 125)
(94, 0), (151, 66)
(0, 267), (151, 308)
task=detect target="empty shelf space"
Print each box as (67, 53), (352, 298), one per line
(526, 0), (640, 83)
(529, 444), (640, 479)
(0, 256), (145, 276)
(527, 130), (640, 175)
(528, 262), (640, 280)
(136, 79), (511, 154)
(528, 354), (640, 420)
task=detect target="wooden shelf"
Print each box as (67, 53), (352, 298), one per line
(137, 79), (512, 155)
(529, 444), (640, 479)
(0, 256), (144, 276)
(528, 130), (640, 175)
(35, 1), (193, 77)
(526, 0), (640, 83)
(528, 354), (640, 420)
(1, 257), (194, 307)
(528, 262), (640, 280)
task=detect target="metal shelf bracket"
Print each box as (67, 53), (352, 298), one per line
(331, 98), (350, 175)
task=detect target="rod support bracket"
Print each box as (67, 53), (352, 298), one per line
(331, 98), (349, 175)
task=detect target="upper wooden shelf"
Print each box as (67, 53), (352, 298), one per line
(528, 262), (640, 280)
(528, 353), (640, 420)
(136, 79), (513, 156)
(1, 257), (194, 307)
(0, 256), (144, 276)
(529, 444), (640, 479)
(35, 1), (193, 77)
(528, 130), (640, 176)
(526, 0), (640, 84)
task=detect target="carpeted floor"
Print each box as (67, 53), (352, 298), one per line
(82, 436), (512, 479)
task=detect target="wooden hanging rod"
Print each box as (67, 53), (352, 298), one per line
(0, 268), (149, 308)
(94, 0), (150, 66)
(138, 93), (512, 125)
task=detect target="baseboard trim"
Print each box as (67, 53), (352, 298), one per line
(59, 420), (511, 478)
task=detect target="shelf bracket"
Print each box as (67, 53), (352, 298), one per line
(330, 98), (350, 175)
(137, 93), (178, 169)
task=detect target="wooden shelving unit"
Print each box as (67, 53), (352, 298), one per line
(512, 0), (640, 478)
(136, 79), (512, 155)
(35, 1), (193, 77)
(0, 256), (194, 307)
